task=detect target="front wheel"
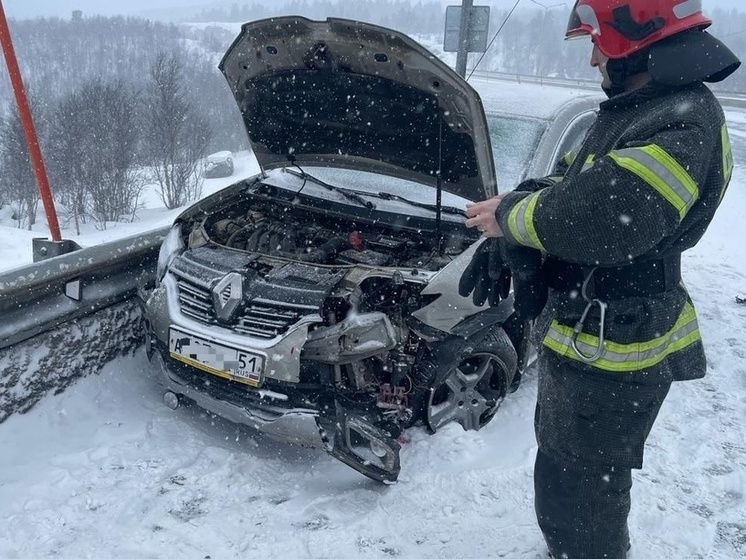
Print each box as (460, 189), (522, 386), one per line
(422, 328), (517, 433)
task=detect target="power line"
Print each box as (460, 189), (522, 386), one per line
(467, 0), (523, 80)
(528, 0), (565, 10)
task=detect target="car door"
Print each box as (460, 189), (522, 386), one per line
(548, 110), (598, 174)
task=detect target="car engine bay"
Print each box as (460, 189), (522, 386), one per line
(195, 182), (476, 272)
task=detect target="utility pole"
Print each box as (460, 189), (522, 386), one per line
(455, 0), (474, 78)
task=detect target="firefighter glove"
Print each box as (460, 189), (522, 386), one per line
(501, 244), (548, 320)
(458, 238), (512, 306)
(514, 176), (560, 193)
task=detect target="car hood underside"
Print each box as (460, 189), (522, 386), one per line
(218, 16), (497, 201)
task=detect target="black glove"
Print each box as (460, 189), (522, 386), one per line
(458, 238), (512, 306)
(514, 176), (560, 193)
(501, 244), (548, 321)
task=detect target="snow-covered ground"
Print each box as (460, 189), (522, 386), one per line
(0, 83), (745, 558)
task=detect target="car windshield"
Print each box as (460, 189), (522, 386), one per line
(487, 115), (546, 190)
(270, 167), (473, 209)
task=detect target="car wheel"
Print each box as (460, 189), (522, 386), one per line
(423, 328), (517, 433)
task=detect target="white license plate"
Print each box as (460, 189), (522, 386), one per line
(168, 328), (264, 387)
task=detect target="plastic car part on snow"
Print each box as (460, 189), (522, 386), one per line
(316, 402), (401, 483)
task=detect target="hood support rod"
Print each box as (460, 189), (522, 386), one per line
(435, 108), (444, 254)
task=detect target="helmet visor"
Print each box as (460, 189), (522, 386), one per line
(674, 0), (704, 20)
(566, 1), (601, 39)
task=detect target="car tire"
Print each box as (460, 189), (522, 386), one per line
(418, 327), (517, 433)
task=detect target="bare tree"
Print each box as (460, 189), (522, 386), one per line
(0, 107), (41, 230)
(48, 80), (144, 230)
(82, 80), (144, 227)
(145, 52), (211, 209)
(48, 90), (88, 234)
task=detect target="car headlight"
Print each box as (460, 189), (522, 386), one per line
(156, 223), (185, 285)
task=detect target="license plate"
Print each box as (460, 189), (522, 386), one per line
(168, 328), (264, 387)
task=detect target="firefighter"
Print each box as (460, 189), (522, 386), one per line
(459, 1), (740, 557)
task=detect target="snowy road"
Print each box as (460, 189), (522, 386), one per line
(1, 111), (745, 559)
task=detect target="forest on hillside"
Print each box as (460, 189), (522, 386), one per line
(0, 1), (744, 232)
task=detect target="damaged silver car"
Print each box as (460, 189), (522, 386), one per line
(140, 16), (531, 482)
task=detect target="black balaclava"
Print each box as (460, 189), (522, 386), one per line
(604, 48), (650, 98)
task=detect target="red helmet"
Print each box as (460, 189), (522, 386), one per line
(566, 0), (712, 59)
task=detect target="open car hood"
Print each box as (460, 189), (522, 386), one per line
(219, 17), (497, 201)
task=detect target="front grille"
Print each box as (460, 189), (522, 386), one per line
(234, 302), (307, 338)
(173, 272), (217, 324)
(170, 266), (316, 339)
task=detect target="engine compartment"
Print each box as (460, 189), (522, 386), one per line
(199, 187), (475, 271)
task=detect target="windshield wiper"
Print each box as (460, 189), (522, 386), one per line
(375, 191), (466, 217)
(283, 167), (375, 210)
(282, 167), (466, 217)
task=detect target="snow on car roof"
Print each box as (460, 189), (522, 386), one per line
(471, 77), (603, 119)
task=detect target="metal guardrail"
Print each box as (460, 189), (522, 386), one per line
(716, 94), (746, 109)
(0, 226), (168, 350)
(469, 69), (600, 90)
(469, 70), (746, 108)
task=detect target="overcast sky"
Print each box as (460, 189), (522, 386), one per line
(3, 0), (199, 19)
(2, 0), (743, 20)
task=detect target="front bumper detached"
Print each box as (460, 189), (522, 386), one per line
(148, 348), (401, 482)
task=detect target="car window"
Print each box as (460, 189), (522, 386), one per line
(551, 110), (598, 173)
(486, 115), (546, 189)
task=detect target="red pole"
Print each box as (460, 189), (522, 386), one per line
(0, 1), (61, 241)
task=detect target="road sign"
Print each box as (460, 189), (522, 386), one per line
(444, 5), (491, 53)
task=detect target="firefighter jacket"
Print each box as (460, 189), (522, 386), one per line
(496, 81), (734, 383)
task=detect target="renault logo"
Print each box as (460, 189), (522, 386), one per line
(212, 272), (243, 320)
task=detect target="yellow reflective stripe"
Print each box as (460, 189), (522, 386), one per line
(609, 145), (699, 221)
(721, 124), (734, 203)
(562, 150), (575, 166)
(507, 191), (546, 251)
(542, 301), (701, 372)
(580, 153), (596, 173)
(581, 154), (595, 172)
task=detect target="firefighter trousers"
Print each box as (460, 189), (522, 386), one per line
(533, 353), (671, 559)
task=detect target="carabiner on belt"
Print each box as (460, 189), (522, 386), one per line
(570, 267), (608, 363)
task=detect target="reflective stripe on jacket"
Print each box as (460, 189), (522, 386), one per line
(543, 301), (701, 373)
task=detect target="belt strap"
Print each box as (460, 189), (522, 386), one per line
(545, 254), (681, 299)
